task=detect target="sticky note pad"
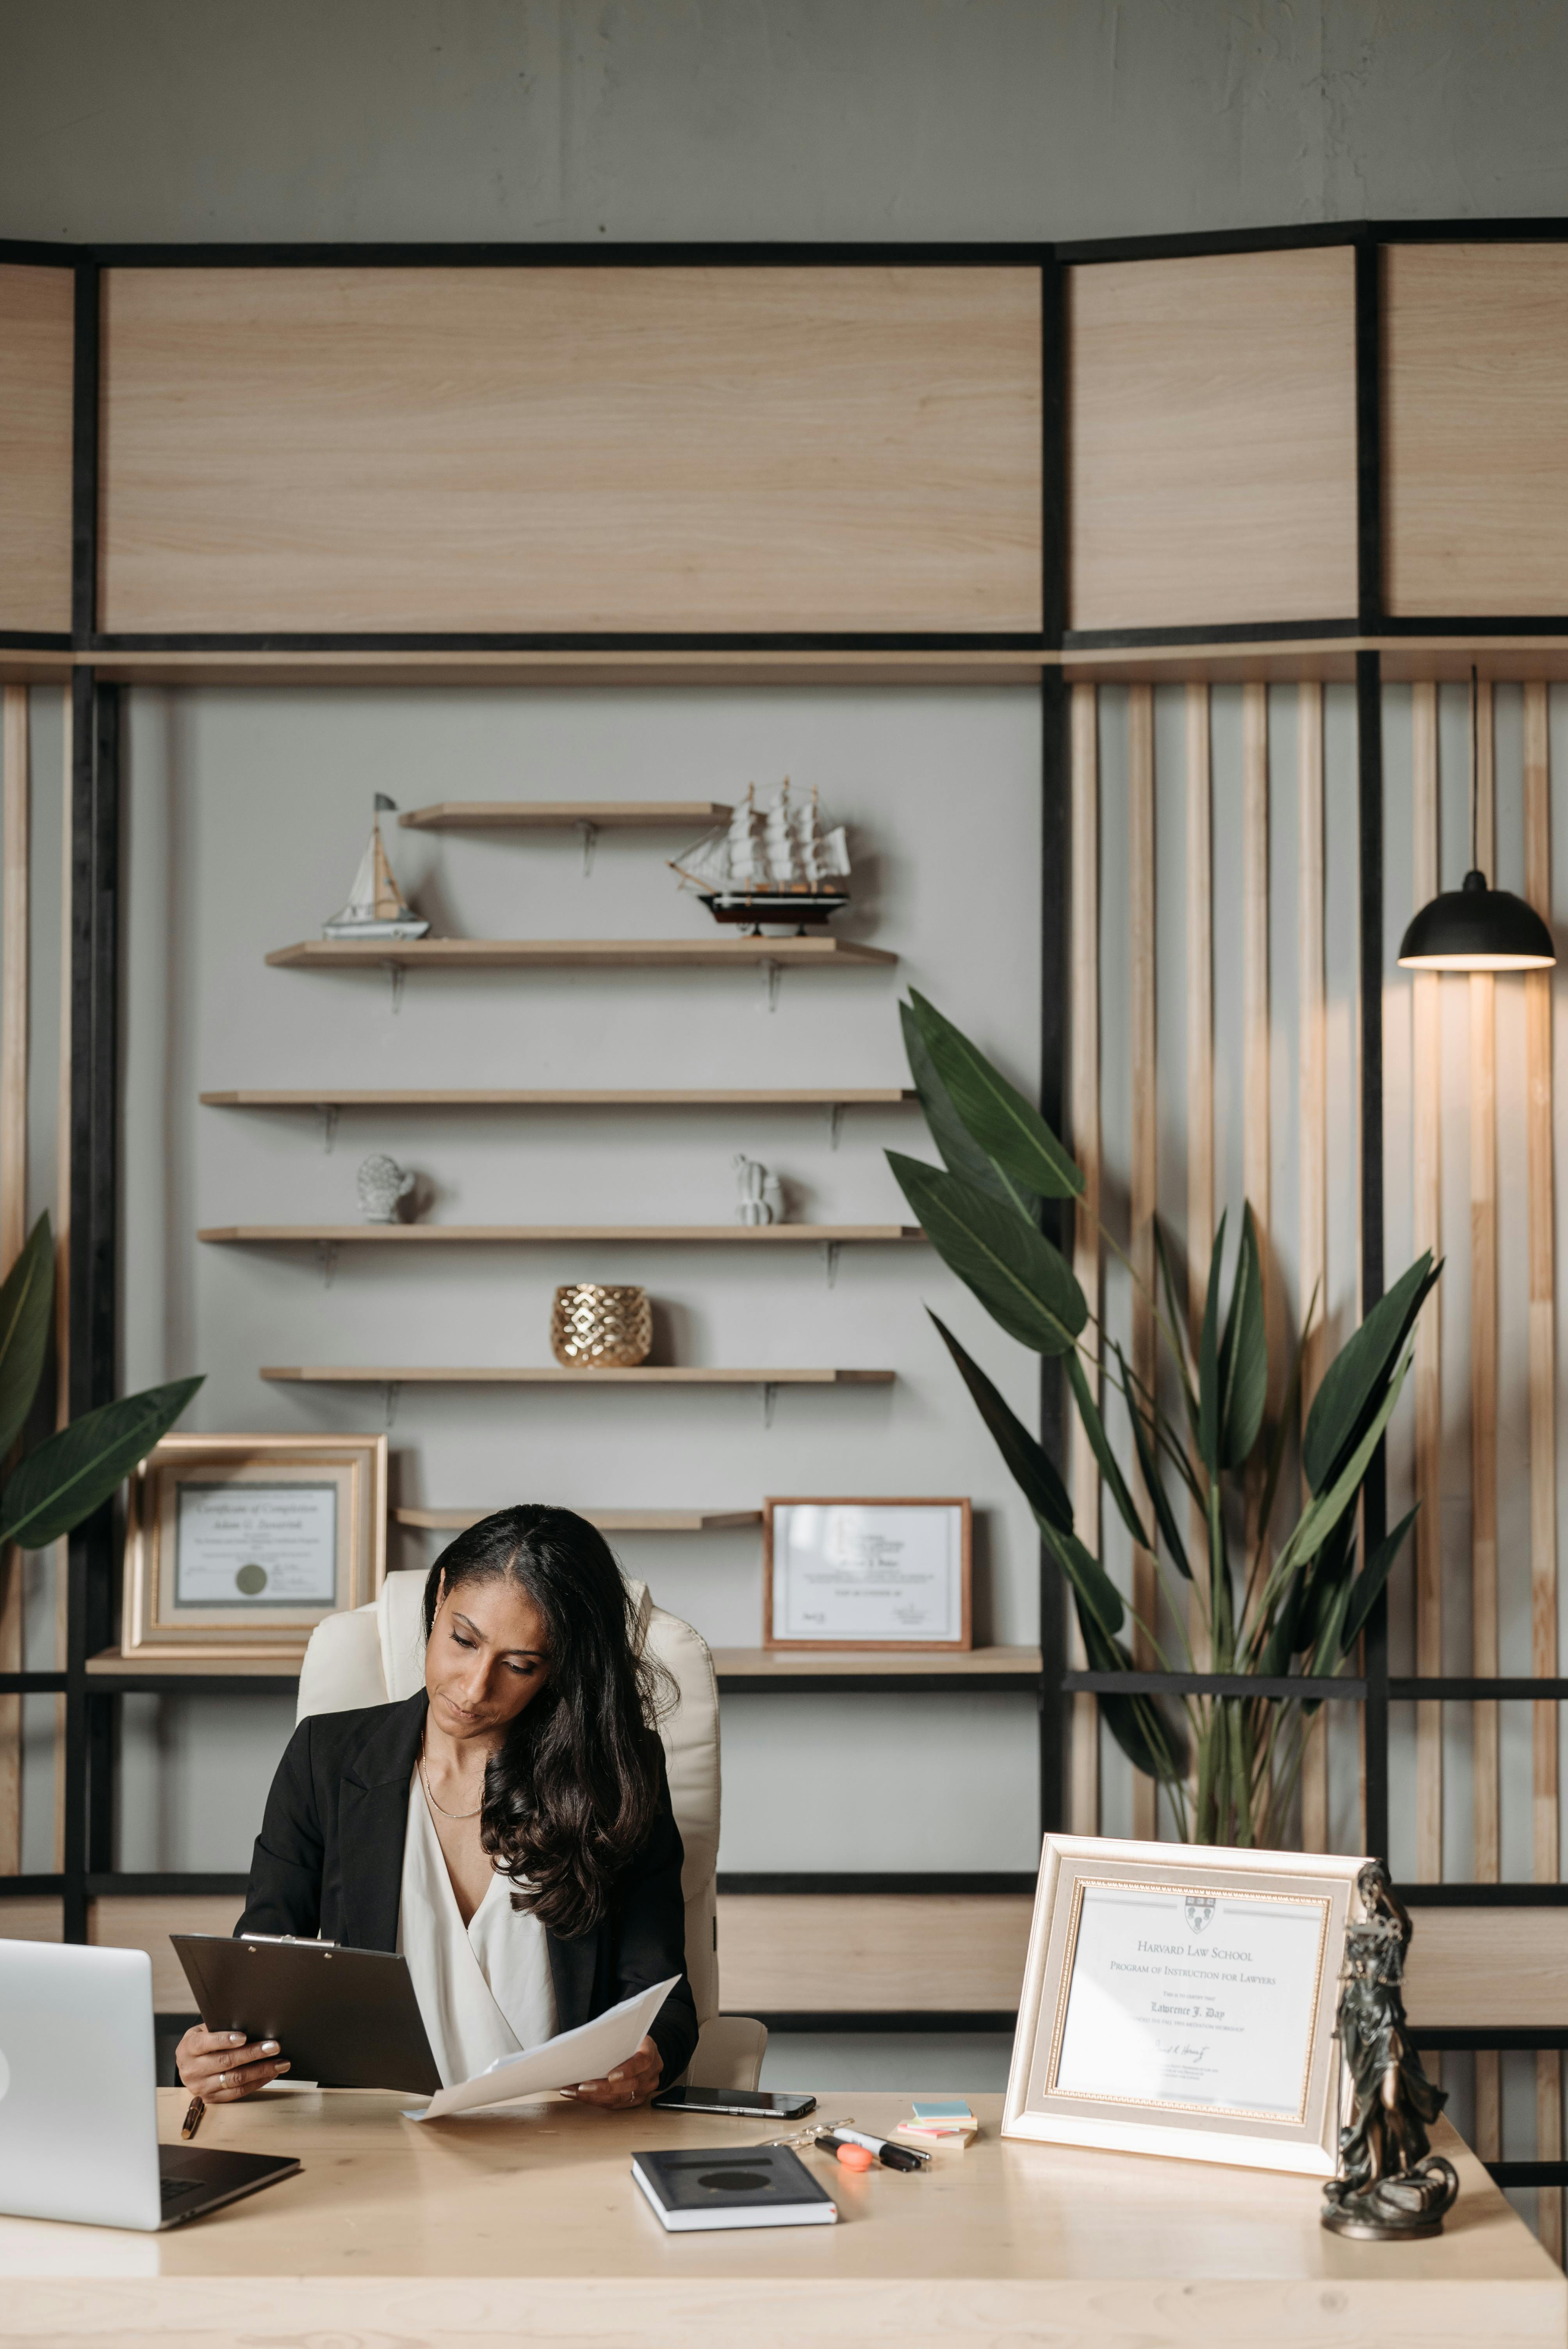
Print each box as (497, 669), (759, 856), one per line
(912, 2100), (974, 2120)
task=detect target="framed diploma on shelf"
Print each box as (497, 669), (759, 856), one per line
(1002, 1834), (1365, 2176)
(121, 1433), (387, 1658)
(763, 1497), (971, 1649)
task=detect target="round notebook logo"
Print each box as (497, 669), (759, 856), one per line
(699, 2170), (770, 2193)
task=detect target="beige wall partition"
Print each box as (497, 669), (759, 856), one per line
(0, 267), (73, 638)
(97, 266), (1043, 636)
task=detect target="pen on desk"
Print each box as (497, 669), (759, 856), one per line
(816, 2126), (927, 2173)
(180, 2096), (205, 2142)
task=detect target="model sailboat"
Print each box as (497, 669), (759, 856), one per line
(669, 781), (852, 932)
(323, 795), (431, 941)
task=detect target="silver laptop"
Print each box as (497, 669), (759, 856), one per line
(0, 1939), (300, 2231)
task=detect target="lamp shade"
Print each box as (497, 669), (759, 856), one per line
(1397, 869), (1556, 972)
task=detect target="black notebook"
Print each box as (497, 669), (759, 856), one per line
(631, 2144), (838, 2232)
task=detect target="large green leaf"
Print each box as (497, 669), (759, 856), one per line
(899, 1003), (1037, 1221)
(1339, 1505), (1420, 1657)
(1302, 1253), (1439, 1495)
(887, 1153), (1087, 1356)
(1217, 1206), (1267, 1470)
(1114, 1342), (1190, 1577)
(1065, 1350), (1150, 1550)
(1041, 1517), (1127, 1641)
(905, 991), (1083, 1202)
(0, 1213), (54, 1461)
(0, 1376), (203, 1550)
(927, 1310), (1073, 1534)
(1081, 1615), (1189, 1784)
(1197, 1210), (1227, 1474)
(1265, 1351), (1412, 1600)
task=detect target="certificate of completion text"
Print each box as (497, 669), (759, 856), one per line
(174, 1482), (339, 1608)
(1048, 1882), (1330, 2121)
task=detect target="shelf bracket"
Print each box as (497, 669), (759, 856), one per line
(822, 1240), (841, 1291)
(760, 957), (782, 1014)
(314, 1240), (339, 1291)
(760, 1381), (779, 1430)
(381, 1381), (402, 1431)
(576, 819), (599, 878)
(383, 961), (406, 1016)
(827, 1102), (846, 1151)
(317, 1104), (340, 1156)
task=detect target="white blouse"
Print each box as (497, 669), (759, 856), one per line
(397, 1769), (558, 2088)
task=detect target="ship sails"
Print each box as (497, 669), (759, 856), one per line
(670, 780), (850, 903)
(323, 794), (431, 941)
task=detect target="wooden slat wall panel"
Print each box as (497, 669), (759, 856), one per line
(1186, 686), (1214, 1680)
(0, 267), (73, 636)
(1411, 682), (1445, 1882)
(1297, 683), (1329, 1852)
(1471, 682), (1501, 2164)
(1069, 684), (1101, 1834)
(719, 1895), (1032, 2016)
(99, 268), (1043, 636)
(1384, 245), (1568, 616)
(1066, 248), (1358, 632)
(0, 686), (26, 1875)
(1128, 686), (1158, 1841)
(1524, 679), (1562, 2260)
(1242, 685), (1273, 1568)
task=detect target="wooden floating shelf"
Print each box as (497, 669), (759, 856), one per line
(201, 1087), (916, 1109)
(88, 1650), (304, 1679)
(203, 1224), (922, 1246)
(264, 937), (897, 971)
(712, 1645), (1042, 1679)
(14, 649), (1048, 692)
(400, 800), (731, 831)
(396, 1507), (762, 1533)
(261, 1366), (894, 1387)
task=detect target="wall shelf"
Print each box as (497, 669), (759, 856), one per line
(264, 936), (897, 971)
(713, 1645), (1042, 1694)
(261, 1365), (894, 1386)
(399, 800), (731, 831)
(202, 1223), (922, 1246)
(200, 1087), (916, 1109)
(396, 1507), (763, 1532)
(87, 1652), (302, 1690)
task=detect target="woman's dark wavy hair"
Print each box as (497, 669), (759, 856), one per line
(422, 1504), (672, 1939)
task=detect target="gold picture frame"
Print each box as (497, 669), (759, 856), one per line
(1001, 1833), (1365, 2176)
(763, 1497), (972, 1650)
(121, 1432), (387, 1658)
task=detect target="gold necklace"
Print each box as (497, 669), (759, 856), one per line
(419, 1747), (483, 1821)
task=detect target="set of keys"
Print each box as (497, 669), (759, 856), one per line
(768, 2117), (930, 2174)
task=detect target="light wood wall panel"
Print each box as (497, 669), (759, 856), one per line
(1069, 683), (1101, 1834)
(1066, 248), (1358, 632)
(98, 267), (1042, 636)
(719, 1894), (1031, 2014)
(1297, 683), (1329, 1852)
(1385, 245), (1568, 617)
(1411, 682), (1445, 1883)
(0, 267), (73, 636)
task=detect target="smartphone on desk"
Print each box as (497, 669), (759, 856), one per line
(651, 2086), (817, 2120)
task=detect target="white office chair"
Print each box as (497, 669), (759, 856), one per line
(295, 1568), (766, 2090)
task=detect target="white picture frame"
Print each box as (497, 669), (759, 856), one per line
(1001, 1833), (1365, 2176)
(763, 1496), (971, 1650)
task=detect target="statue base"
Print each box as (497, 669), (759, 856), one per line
(1321, 2156), (1460, 2243)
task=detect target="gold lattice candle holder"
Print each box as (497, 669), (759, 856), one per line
(550, 1283), (653, 1369)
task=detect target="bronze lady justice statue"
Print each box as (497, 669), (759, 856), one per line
(1321, 1860), (1459, 2240)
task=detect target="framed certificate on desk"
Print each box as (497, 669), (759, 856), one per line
(764, 1497), (971, 1649)
(121, 1432), (387, 1657)
(1002, 1834), (1364, 2175)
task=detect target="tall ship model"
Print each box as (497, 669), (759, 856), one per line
(322, 794), (431, 941)
(669, 781), (852, 932)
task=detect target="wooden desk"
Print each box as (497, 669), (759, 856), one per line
(0, 2089), (1560, 2346)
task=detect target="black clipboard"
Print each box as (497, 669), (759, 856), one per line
(171, 1932), (443, 2096)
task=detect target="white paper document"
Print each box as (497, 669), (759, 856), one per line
(405, 1975), (680, 2121)
(1051, 1885), (1329, 2122)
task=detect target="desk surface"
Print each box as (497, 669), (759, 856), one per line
(0, 2089), (1561, 2347)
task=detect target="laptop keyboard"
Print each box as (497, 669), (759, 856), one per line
(160, 2174), (203, 2208)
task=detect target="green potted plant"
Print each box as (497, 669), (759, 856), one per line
(888, 992), (1438, 1847)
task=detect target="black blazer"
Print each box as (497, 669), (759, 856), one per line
(237, 1691), (699, 2086)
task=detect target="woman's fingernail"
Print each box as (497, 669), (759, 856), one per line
(230, 2034), (244, 2044)
(261, 2042), (279, 2055)
(276, 2062), (290, 2073)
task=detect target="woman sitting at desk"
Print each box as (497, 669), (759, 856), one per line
(176, 1505), (697, 2109)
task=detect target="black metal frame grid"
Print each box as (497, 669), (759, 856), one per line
(3, 231), (1568, 2143)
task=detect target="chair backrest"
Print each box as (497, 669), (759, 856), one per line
(295, 1569), (721, 2022)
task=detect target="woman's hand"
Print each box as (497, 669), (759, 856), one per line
(561, 2033), (663, 2110)
(175, 2025), (291, 2101)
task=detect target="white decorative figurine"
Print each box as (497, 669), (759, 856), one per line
(323, 794), (430, 941)
(734, 1154), (786, 1226)
(357, 1153), (416, 1223)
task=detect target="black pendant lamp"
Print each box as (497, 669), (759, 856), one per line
(1397, 667), (1556, 973)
